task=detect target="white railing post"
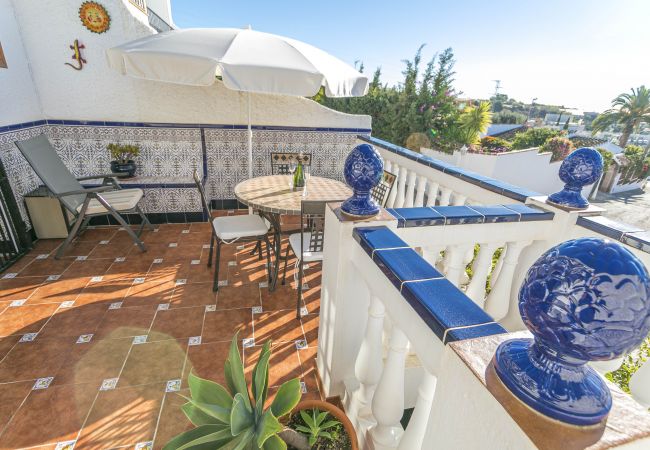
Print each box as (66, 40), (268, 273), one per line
(404, 171), (417, 208)
(484, 240), (531, 321)
(370, 325), (408, 450)
(394, 167), (407, 208)
(397, 371), (437, 450)
(354, 295), (386, 415)
(451, 193), (467, 206)
(465, 242), (501, 307)
(425, 181), (439, 207)
(438, 187), (452, 206)
(422, 245), (444, 270)
(414, 175), (427, 207)
(386, 163), (399, 208)
(444, 244), (471, 287)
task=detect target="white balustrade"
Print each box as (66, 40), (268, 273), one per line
(414, 176), (427, 207)
(398, 371), (437, 450)
(370, 325), (409, 449)
(465, 242), (502, 307)
(425, 181), (439, 207)
(386, 164), (399, 208)
(630, 359), (650, 408)
(404, 171), (417, 208)
(444, 244), (471, 287)
(451, 193), (467, 206)
(484, 240), (532, 321)
(438, 187), (452, 206)
(394, 166), (407, 208)
(354, 295), (386, 415)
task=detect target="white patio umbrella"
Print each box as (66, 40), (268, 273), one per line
(106, 28), (369, 178)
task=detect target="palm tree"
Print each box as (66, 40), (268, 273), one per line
(457, 101), (492, 146)
(592, 86), (650, 147)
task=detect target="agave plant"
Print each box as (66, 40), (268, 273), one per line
(164, 333), (302, 449)
(294, 409), (340, 447)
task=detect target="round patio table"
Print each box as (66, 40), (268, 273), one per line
(234, 175), (351, 290)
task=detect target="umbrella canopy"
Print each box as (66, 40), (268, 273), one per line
(106, 28), (369, 97)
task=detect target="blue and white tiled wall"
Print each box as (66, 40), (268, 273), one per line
(0, 121), (367, 227)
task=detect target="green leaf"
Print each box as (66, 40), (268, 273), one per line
(294, 425), (311, 434)
(188, 371), (233, 408)
(181, 402), (222, 426)
(262, 434), (287, 450)
(185, 397), (231, 424)
(220, 429), (254, 450)
(309, 435), (317, 447)
(320, 420), (340, 430)
(252, 341), (271, 414)
(226, 333), (249, 399)
(224, 359), (238, 397)
(255, 410), (283, 448)
(299, 409), (313, 427)
(316, 410), (328, 425)
(270, 378), (302, 418)
(163, 425), (233, 450)
(230, 392), (254, 436)
(321, 431), (333, 440)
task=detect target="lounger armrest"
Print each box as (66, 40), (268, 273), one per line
(76, 173), (126, 181)
(57, 186), (115, 197)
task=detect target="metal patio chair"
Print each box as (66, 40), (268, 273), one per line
(270, 151), (312, 175)
(371, 170), (397, 207)
(15, 134), (153, 259)
(282, 199), (327, 319)
(192, 170), (272, 292)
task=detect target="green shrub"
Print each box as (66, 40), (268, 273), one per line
(596, 148), (614, 173)
(620, 145), (650, 183)
(480, 136), (512, 151)
(606, 336), (650, 393)
(540, 136), (575, 162)
(107, 143), (140, 163)
(511, 128), (562, 150)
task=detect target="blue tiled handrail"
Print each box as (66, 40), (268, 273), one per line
(387, 204), (554, 228)
(577, 216), (650, 254)
(359, 135), (540, 203)
(353, 226), (507, 344)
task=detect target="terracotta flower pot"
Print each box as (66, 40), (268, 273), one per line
(291, 399), (359, 450)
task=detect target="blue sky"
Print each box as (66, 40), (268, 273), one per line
(170, 0), (650, 112)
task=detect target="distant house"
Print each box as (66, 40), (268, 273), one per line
(480, 123), (525, 139)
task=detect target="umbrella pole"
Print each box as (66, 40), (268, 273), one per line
(247, 92), (253, 180)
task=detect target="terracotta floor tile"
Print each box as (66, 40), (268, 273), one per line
(168, 282), (216, 309)
(202, 308), (253, 343)
(76, 227), (117, 242)
(148, 306), (205, 342)
(216, 284), (261, 310)
(58, 241), (98, 258)
(254, 310), (306, 344)
(0, 383), (97, 449)
(26, 276), (90, 304)
(62, 259), (113, 278)
(189, 222), (211, 232)
(147, 260), (190, 282)
(38, 303), (108, 338)
(184, 262), (217, 284)
(87, 239), (135, 259)
(30, 239), (64, 253)
(0, 303), (60, 337)
(73, 278), (132, 306)
(0, 336), (19, 361)
(261, 284), (300, 311)
(0, 336), (74, 383)
(119, 339), (187, 387)
(53, 337), (133, 388)
(94, 306), (157, 339)
(178, 232), (211, 245)
(227, 264), (269, 287)
(153, 390), (193, 450)
(18, 258), (73, 277)
(244, 342), (303, 388)
(182, 340), (232, 387)
(0, 277), (45, 301)
(123, 280), (175, 308)
(104, 257), (152, 276)
(0, 381), (33, 433)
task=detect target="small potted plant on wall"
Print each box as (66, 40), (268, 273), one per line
(107, 143), (140, 178)
(164, 333), (358, 449)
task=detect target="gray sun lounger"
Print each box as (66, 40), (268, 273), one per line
(15, 134), (154, 258)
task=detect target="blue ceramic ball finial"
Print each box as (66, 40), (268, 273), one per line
(494, 238), (650, 426)
(547, 147), (603, 210)
(340, 144), (384, 218)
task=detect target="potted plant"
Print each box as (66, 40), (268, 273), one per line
(164, 333), (358, 449)
(107, 143), (140, 178)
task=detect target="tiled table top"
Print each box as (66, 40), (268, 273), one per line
(235, 175), (351, 215)
(0, 218), (321, 449)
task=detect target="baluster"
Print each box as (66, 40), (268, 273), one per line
(422, 245), (444, 269)
(630, 359), (650, 408)
(394, 167), (407, 208)
(484, 240), (531, 321)
(403, 170), (417, 208)
(354, 295), (386, 415)
(386, 164), (399, 208)
(370, 325), (408, 450)
(491, 245), (506, 286)
(451, 193), (467, 206)
(438, 187), (452, 206)
(414, 175), (427, 207)
(444, 244), (471, 287)
(425, 180), (439, 207)
(384, 159), (393, 174)
(398, 371), (437, 450)
(465, 242), (501, 307)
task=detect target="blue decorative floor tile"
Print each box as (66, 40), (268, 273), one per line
(502, 204), (554, 221)
(353, 227), (408, 255)
(432, 206), (484, 225)
(401, 278), (495, 341)
(444, 322), (507, 344)
(388, 207), (445, 228)
(373, 248), (443, 289)
(471, 205), (520, 223)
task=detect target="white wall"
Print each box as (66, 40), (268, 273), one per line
(2, 0), (370, 129)
(146, 0), (174, 27)
(422, 147), (593, 197)
(0, 0), (42, 124)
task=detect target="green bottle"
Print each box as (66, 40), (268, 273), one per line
(293, 160), (305, 188)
